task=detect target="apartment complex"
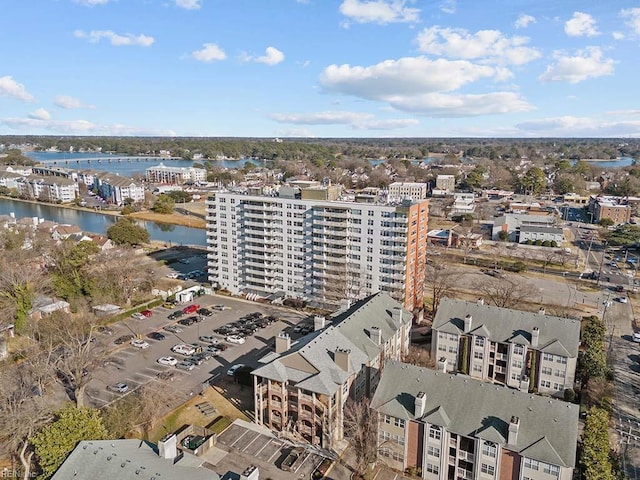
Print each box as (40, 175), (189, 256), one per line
(431, 299), (580, 396)
(146, 163), (207, 184)
(205, 191), (429, 310)
(372, 361), (578, 480)
(252, 293), (412, 448)
(93, 172), (145, 205)
(435, 175), (456, 193)
(589, 195), (631, 225)
(15, 176), (79, 203)
(388, 182), (428, 202)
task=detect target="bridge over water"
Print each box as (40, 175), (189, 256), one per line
(36, 156), (184, 166)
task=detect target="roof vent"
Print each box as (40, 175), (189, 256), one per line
(107, 456), (112, 461)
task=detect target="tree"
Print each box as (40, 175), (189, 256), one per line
(425, 263), (462, 315)
(151, 194), (175, 214)
(518, 166), (546, 195)
(473, 276), (536, 309)
(580, 316), (609, 382)
(598, 218), (614, 227)
(497, 230), (509, 241)
(343, 398), (378, 476)
(580, 407), (616, 480)
(50, 240), (99, 301)
(403, 345), (435, 368)
(31, 405), (109, 479)
(106, 217), (149, 246)
(604, 224), (640, 246)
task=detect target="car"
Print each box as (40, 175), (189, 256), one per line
(163, 324), (183, 333)
(204, 345), (222, 356)
(633, 332), (640, 343)
(280, 447), (305, 472)
(178, 258), (191, 264)
(616, 297), (629, 303)
(131, 339), (150, 349)
(178, 317), (197, 326)
(114, 334), (134, 345)
(141, 310), (153, 317)
(171, 344), (196, 355)
(611, 262), (618, 268)
(199, 335), (219, 344)
(176, 361), (195, 371)
(148, 331), (166, 341)
(107, 382), (129, 394)
(226, 335), (245, 344)
(97, 325), (114, 335)
(214, 327), (230, 335)
(166, 273), (179, 279)
(157, 356), (178, 366)
(186, 355), (205, 366)
(196, 308), (213, 317)
(162, 301), (176, 308)
(182, 304), (200, 314)
(168, 310), (185, 320)
(615, 285), (625, 292)
(213, 304), (230, 311)
(227, 364), (245, 376)
(131, 312), (145, 320)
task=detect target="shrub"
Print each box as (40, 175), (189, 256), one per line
(534, 240), (543, 246)
(564, 388), (576, 403)
(542, 240), (551, 247)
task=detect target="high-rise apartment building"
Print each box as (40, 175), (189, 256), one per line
(205, 191), (429, 311)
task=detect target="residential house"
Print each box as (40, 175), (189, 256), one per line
(252, 293), (412, 449)
(28, 295), (70, 321)
(86, 233), (114, 251)
(52, 224), (83, 241)
(371, 360), (578, 480)
(431, 298), (580, 396)
(451, 192), (475, 215)
(0, 171), (26, 189)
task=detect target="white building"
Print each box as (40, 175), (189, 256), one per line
(205, 191), (429, 311)
(451, 192), (475, 215)
(435, 175), (456, 194)
(388, 182), (428, 202)
(16, 176), (79, 203)
(94, 173), (145, 205)
(146, 163), (207, 184)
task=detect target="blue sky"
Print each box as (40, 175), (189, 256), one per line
(1, 0), (640, 138)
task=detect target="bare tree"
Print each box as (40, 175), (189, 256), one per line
(316, 256), (366, 309)
(425, 262), (462, 315)
(403, 345), (435, 369)
(541, 249), (561, 273)
(473, 276), (536, 309)
(343, 398), (378, 476)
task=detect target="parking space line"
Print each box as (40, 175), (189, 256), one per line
(295, 452), (313, 473)
(255, 439), (275, 457)
(241, 433), (262, 453)
(230, 430), (249, 448)
(267, 447), (281, 463)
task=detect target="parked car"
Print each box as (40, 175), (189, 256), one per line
(148, 331), (166, 341)
(227, 363), (245, 376)
(157, 370), (176, 381)
(205, 346), (222, 356)
(107, 382), (129, 393)
(97, 325), (114, 335)
(197, 308), (213, 317)
(176, 361), (195, 371)
(141, 309), (153, 317)
(214, 327), (230, 335)
(114, 335), (134, 345)
(157, 356), (178, 366)
(162, 301), (176, 308)
(633, 332), (640, 343)
(168, 311), (185, 320)
(165, 273), (179, 279)
(280, 447), (305, 472)
(213, 304), (230, 311)
(131, 339), (150, 349)
(616, 297), (629, 303)
(186, 355), (205, 366)
(163, 324), (183, 333)
(226, 335), (245, 344)
(199, 335), (218, 344)
(131, 312), (145, 320)
(178, 317), (197, 326)
(182, 304), (200, 314)
(171, 344), (196, 355)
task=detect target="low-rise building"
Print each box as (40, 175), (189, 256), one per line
(589, 195), (632, 225)
(16, 176), (79, 203)
(252, 293), (411, 449)
(431, 298), (580, 396)
(146, 163), (207, 184)
(492, 213), (557, 241)
(451, 192), (475, 215)
(93, 172), (145, 205)
(518, 225), (564, 245)
(371, 360), (578, 480)
(435, 175), (456, 194)
(388, 182), (428, 202)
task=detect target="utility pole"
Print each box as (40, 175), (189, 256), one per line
(585, 233), (595, 271)
(596, 240), (608, 287)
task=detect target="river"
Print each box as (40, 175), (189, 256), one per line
(0, 199), (206, 246)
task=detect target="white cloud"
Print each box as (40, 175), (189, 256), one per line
(620, 8), (640, 35)
(515, 14), (536, 29)
(190, 43), (227, 62)
(612, 31), (625, 40)
(255, 47), (285, 66)
(0, 76), (35, 102)
(515, 115), (640, 137)
(416, 26), (541, 65)
(339, 0), (420, 25)
(269, 110), (418, 129)
(175, 0), (201, 10)
(319, 57), (533, 117)
(564, 12), (599, 37)
(74, 30), (155, 47)
(605, 109), (640, 116)
(1, 116), (176, 136)
(440, 0), (455, 14)
(28, 108), (51, 120)
(54, 95), (95, 109)
(73, 0), (110, 5)
(538, 47), (614, 84)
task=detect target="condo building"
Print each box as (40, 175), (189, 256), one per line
(372, 361), (578, 480)
(146, 163), (207, 184)
(205, 190), (429, 311)
(388, 182), (428, 202)
(431, 299), (580, 397)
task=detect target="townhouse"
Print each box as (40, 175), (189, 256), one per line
(372, 361), (578, 480)
(252, 293), (411, 449)
(431, 299), (580, 397)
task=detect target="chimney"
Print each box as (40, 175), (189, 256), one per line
(464, 314), (472, 333)
(369, 326), (382, 345)
(507, 416), (520, 445)
(240, 465), (259, 480)
(314, 315), (326, 331)
(334, 347), (351, 372)
(531, 327), (539, 348)
(158, 433), (178, 459)
(437, 356), (448, 373)
(538, 307), (545, 316)
(392, 307), (403, 324)
(477, 298), (484, 306)
(415, 391), (426, 418)
(275, 332), (291, 354)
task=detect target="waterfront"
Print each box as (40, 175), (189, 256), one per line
(0, 198), (206, 246)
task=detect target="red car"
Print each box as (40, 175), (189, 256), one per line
(141, 309), (153, 317)
(182, 304), (200, 314)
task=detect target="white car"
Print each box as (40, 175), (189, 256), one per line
(131, 339), (150, 349)
(227, 364), (245, 376)
(226, 335), (245, 344)
(157, 356), (178, 366)
(171, 344), (196, 355)
(213, 304), (230, 311)
(166, 273), (179, 279)
(617, 297), (629, 304)
(633, 332), (640, 343)
(131, 312), (145, 320)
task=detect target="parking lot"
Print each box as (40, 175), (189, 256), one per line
(84, 294), (307, 408)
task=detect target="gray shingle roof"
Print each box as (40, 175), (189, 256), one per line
(433, 298), (580, 357)
(371, 361), (578, 468)
(520, 225), (563, 234)
(51, 440), (220, 480)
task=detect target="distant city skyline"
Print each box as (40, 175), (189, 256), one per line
(1, 0), (640, 138)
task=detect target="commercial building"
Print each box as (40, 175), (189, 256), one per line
(492, 213), (558, 242)
(431, 298), (580, 396)
(388, 182), (428, 202)
(518, 225), (564, 245)
(146, 163), (207, 184)
(205, 190), (429, 311)
(589, 195), (632, 225)
(371, 360), (578, 480)
(252, 293), (411, 449)
(15, 176), (79, 203)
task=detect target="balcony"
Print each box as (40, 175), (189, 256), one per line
(458, 451), (475, 462)
(205, 215), (217, 221)
(206, 223), (217, 229)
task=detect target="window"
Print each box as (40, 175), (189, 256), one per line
(513, 344), (524, 355)
(379, 430), (390, 442)
(428, 426), (441, 440)
(524, 458), (539, 470)
(540, 380), (551, 388)
(426, 463), (439, 475)
(473, 364), (483, 373)
(395, 417), (405, 428)
(474, 351), (484, 360)
(541, 367), (552, 375)
(427, 446), (440, 457)
(556, 356), (567, 364)
(481, 463), (495, 475)
(554, 369), (564, 377)
(543, 353), (554, 362)
(512, 360), (523, 369)
(482, 443), (497, 458)
(475, 337), (484, 347)
(448, 346), (458, 354)
(544, 464), (560, 477)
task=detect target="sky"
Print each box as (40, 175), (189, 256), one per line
(1, 0), (640, 138)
